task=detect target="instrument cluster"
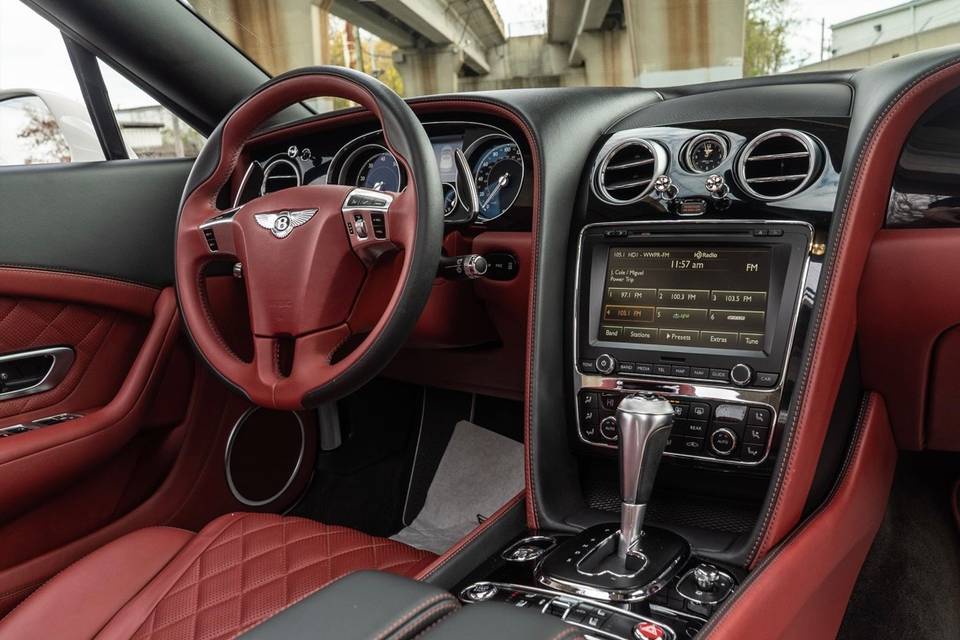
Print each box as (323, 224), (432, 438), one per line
(233, 120), (532, 229)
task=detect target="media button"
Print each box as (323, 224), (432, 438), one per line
(739, 333), (764, 348)
(606, 287), (657, 304)
(710, 290), (767, 311)
(600, 325), (623, 340)
(700, 330), (738, 348)
(655, 307), (708, 327)
(656, 289), (710, 307)
(658, 329), (700, 346)
(635, 363), (654, 374)
(707, 310), (765, 332)
(623, 327), (657, 343)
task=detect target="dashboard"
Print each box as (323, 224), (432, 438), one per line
(232, 119), (534, 230)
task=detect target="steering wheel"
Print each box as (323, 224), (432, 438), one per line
(175, 67), (443, 410)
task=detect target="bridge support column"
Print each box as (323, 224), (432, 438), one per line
(392, 46), (463, 96)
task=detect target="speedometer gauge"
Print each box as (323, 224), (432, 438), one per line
(472, 139), (523, 221)
(357, 151), (401, 192)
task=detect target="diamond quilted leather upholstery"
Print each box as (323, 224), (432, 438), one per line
(0, 513), (436, 640)
(0, 296), (146, 418)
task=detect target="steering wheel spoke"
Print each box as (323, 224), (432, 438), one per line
(198, 206), (243, 257)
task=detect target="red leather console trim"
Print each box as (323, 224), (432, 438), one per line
(0, 267), (159, 317)
(0, 289), (179, 520)
(703, 393), (896, 640)
(0, 527), (192, 640)
(0, 514), (434, 640)
(752, 61), (960, 565)
(859, 228), (960, 451)
(414, 491), (525, 581)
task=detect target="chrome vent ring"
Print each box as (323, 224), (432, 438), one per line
(594, 138), (667, 205)
(736, 129), (821, 201)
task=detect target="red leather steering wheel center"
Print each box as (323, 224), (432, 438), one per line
(234, 185), (363, 338)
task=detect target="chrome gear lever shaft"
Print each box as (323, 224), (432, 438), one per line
(616, 393), (675, 559)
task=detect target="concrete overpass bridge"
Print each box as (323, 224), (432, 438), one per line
(205, 0), (745, 95)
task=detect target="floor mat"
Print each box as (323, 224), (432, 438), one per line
(390, 420), (524, 554)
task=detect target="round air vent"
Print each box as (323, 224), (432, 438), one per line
(260, 157), (301, 195)
(594, 138), (667, 204)
(736, 129), (821, 201)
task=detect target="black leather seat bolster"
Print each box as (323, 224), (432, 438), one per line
(240, 571), (459, 640)
(240, 570), (583, 640)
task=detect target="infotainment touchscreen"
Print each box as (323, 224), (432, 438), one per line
(598, 246), (771, 351)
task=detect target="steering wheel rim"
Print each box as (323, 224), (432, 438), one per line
(175, 66), (444, 410)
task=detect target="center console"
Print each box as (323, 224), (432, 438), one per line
(574, 221), (812, 465)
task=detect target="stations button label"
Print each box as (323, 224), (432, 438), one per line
(700, 330), (738, 348)
(657, 289), (710, 307)
(658, 329), (699, 345)
(623, 327), (657, 343)
(655, 307), (708, 327)
(710, 290), (767, 310)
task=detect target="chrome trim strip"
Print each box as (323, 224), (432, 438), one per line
(459, 581), (678, 640)
(225, 408), (305, 507)
(571, 219), (814, 467)
(232, 160), (261, 208)
(0, 346), (74, 401)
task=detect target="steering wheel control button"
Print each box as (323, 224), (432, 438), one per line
(709, 427), (738, 456)
(370, 213), (386, 239)
(353, 214), (368, 239)
(595, 354), (617, 375)
(730, 363), (754, 387)
(599, 416), (619, 442)
(747, 407), (773, 427)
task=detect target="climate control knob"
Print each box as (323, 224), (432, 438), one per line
(595, 353), (617, 375)
(710, 427), (738, 456)
(730, 363), (753, 387)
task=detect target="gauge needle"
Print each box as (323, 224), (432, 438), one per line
(481, 173), (510, 209)
(373, 181), (384, 191)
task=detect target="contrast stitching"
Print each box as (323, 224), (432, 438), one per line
(747, 55), (960, 565)
(700, 394), (877, 639)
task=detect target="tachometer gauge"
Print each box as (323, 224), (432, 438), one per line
(442, 182), (459, 216)
(472, 139), (523, 221)
(357, 151), (401, 192)
(685, 133), (728, 173)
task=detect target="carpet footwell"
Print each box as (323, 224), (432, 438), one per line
(837, 452), (960, 640)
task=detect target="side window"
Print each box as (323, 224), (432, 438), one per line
(98, 61), (205, 159)
(0, 0), (102, 165)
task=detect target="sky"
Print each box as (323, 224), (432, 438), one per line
(0, 0), (941, 112)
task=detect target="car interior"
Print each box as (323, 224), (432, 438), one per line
(0, 1), (959, 639)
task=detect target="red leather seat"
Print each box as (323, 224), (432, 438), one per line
(0, 512), (435, 639)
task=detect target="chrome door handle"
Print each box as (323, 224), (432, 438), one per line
(0, 347), (75, 401)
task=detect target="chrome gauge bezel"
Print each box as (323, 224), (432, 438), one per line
(442, 182), (459, 217)
(464, 132), (525, 222)
(337, 143), (402, 192)
(683, 132), (729, 174)
(260, 157), (302, 196)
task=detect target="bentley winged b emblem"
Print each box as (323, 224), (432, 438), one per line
(254, 209), (317, 239)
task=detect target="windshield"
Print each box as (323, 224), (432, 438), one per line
(186, 0), (953, 105)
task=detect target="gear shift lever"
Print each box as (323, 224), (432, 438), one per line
(536, 392), (689, 601)
(616, 394), (675, 558)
